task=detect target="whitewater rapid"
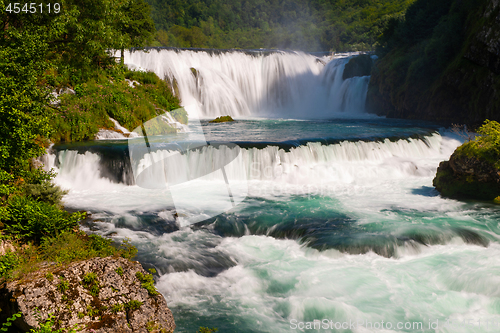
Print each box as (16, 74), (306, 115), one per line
(42, 50), (500, 332)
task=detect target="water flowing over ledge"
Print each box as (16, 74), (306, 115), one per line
(122, 48), (372, 119)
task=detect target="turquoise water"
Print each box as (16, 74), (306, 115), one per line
(50, 119), (500, 333)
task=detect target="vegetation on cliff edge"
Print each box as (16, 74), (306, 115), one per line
(368, 0), (500, 123)
(0, 0), (162, 286)
(146, 0), (416, 51)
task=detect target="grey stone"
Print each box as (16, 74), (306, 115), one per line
(0, 257), (175, 333)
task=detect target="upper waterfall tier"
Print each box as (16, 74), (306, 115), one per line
(123, 49), (372, 119)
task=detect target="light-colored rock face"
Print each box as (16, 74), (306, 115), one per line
(0, 240), (15, 256)
(0, 257), (175, 333)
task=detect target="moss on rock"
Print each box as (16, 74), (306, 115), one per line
(209, 115), (234, 123)
(433, 120), (500, 201)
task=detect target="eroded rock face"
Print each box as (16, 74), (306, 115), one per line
(433, 154), (500, 200)
(0, 257), (175, 333)
(366, 0), (500, 125)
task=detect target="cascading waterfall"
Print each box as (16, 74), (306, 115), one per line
(123, 49), (372, 119)
(42, 49), (500, 333)
(48, 133), (452, 190)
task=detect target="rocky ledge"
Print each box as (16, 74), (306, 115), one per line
(0, 257), (175, 333)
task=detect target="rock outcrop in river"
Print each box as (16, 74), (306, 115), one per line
(0, 257), (175, 333)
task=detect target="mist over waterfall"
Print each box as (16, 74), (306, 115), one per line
(123, 49), (372, 119)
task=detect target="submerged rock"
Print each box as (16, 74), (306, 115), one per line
(0, 257), (175, 333)
(209, 115), (234, 123)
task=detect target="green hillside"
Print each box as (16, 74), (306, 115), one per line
(146, 0), (416, 51)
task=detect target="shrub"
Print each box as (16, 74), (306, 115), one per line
(57, 277), (69, 293)
(22, 180), (68, 206)
(82, 272), (100, 297)
(125, 300), (143, 311)
(115, 266), (124, 276)
(136, 271), (159, 296)
(0, 252), (19, 279)
(111, 304), (124, 313)
(2, 196), (84, 242)
(1, 313), (21, 332)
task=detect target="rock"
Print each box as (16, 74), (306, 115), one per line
(190, 67), (199, 79)
(0, 257), (175, 333)
(209, 115), (234, 123)
(0, 240), (15, 256)
(366, 0), (500, 125)
(95, 129), (127, 140)
(342, 54), (373, 80)
(433, 155), (500, 200)
(60, 87), (76, 96)
(125, 79), (141, 88)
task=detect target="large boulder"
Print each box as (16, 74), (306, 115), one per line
(433, 152), (500, 200)
(0, 257), (175, 333)
(342, 54), (373, 80)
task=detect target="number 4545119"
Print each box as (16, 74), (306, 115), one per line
(5, 3), (61, 14)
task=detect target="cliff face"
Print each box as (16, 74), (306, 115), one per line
(0, 257), (175, 333)
(367, 0), (500, 125)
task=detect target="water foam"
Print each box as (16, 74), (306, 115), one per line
(123, 49), (372, 119)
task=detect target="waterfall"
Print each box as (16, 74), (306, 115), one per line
(48, 133), (450, 190)
(122, 49), (372, 119)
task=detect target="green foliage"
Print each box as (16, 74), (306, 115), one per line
(197, 327), (218, 333)
(82, 272), (100, 297)
(209, 115), (234, 123)
(21, 180), (68, 207)
(115, 266), (124, 276)
(118, 238), (139, 260)
(147, 0), (416, 51)
(111, 303), (124, 313)
(52, 69), (180, 142)
(46, 272), (54, 281)
(2, 196), (83, 242)
(1, 312), (21, 332)
(0, 251), (19, 278)
(455, 120), (500, 169)
(375, 0), (484, 84)
(57, 277), (69, 294)
(27, 312), (78, 333)
(136, 271), (159, 296)
(40, 232), (120, 264)
(125, 300), (143, 311)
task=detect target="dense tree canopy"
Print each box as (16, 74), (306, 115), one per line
(146, 0), (416, 51)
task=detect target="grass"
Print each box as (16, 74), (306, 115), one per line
(51, 67), (185, 143)
(0, 231), (138, 281)
(136, 271), (159, 296)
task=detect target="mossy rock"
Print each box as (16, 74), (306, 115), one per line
(209, 115), (234, 123)
(343, 54), (373, 80)
(433, 160), (500, 200)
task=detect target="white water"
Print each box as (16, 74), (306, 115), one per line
(46, 131), (463, 223)
(45, 50), (500, 332)
(123, 49), (372, 119)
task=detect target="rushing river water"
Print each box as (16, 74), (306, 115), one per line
(46, 49), (500, 332)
